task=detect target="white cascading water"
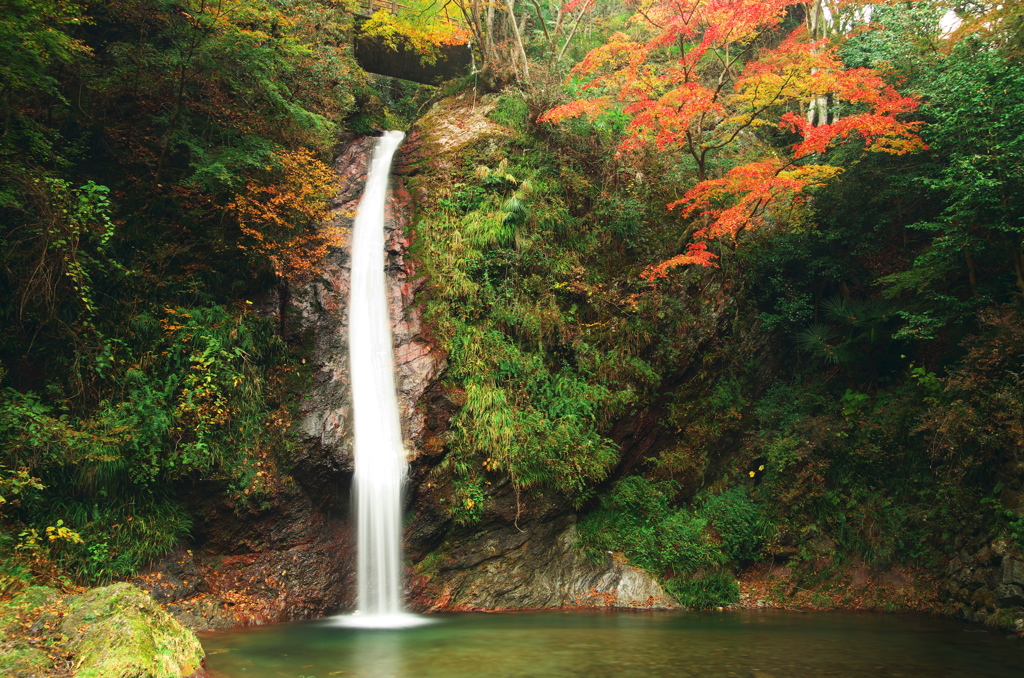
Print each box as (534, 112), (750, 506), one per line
(340, 131), (425, 629)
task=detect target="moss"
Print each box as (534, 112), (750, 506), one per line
(0, 642), (52, 676)
(0, 586), (62, 676)
(409, 93), (511, 167)
(0, 585), (61, 637)
(414, 542), (454, 578)
(60, 583), (204, 678)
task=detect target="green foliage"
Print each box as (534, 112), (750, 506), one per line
(730, 18), (1024, 583)
(449, 326), (623, 497)
(416, 130), (662, 515)
(794, 296), (901, 375)
(408, 74), (786, 550)
(916, 305), (1024, 480)
(0, 0), (362, 586)
(44, 498), (190, 584)
(0, 0), (367, 368)
(742, 359), (1015, 569)
(698, 487), (773, 564)
(872, 33), (1024, 325)
(0, 304), (292, 583)
(488, 93), (531, 133)
(920, 40), (1024, 238)
(664, 572), (740, 608)
(578, 477), (723, 575)
(408, 0), (1024, 607)
(738, 230), (850, 334)
(840, 2), (945, 80)
(413, 100), (771, 520)
(0, 0), (88, 165)
(577, 477), (763, 607)
(0, 465), (43, 508)
(1009, 515), (1024, 551)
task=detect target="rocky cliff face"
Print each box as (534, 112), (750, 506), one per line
(134, 137), (412, 631)
(942, 540), (1024, 632)
(143, 107), (674, 631)
(291, 136), (445, 490)
(406, 481), (676, 611)
(286, 97), (676, 615)
(393, 94), (678, 611)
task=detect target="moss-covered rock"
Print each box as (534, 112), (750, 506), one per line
(0, 585), (61, 637)
(59, 583), (205, 678)
(0, 585), (62, 676)
(0, 642), (52, 676)
(404, 92), (512, 174)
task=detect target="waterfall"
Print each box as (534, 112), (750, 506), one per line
(341, 131), (423, 628)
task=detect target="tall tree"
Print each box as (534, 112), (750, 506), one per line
(359, 0), (470, 65)
(540, 0), (924, 273)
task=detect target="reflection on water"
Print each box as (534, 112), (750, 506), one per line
(352, 628), (400, 678)
(201, 610), (1024, 678)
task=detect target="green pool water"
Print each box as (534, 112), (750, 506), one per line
(201, 610), (1024, 678)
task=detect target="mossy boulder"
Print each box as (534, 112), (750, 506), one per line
(0, 642), (52, 676)
(59, 583), (205, 678)
(404, 93), (512, 174)
(0, 585), (62, 676)
(0, 585), (62, 637)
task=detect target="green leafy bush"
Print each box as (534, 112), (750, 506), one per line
(698, 487), (773, 564)
(578, 477), (761, 608)
(579, 479), (720, 574)
(664, 572), (740, 608)
(488, 93), (531, 132)
(0, 305), (292, 583)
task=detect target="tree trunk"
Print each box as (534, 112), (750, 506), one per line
(485, 0), (495, 61)
(964, 249), (980, 297)
(557, 4), (588, 62)
(506, 0), (530, 82)
(805, 0), (829, 126)
(529, 0), (553, 53)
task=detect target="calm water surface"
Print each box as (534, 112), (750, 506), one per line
(201, 610), (1024, 678)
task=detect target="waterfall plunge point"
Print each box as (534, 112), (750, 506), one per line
(333, 131), (430, 630)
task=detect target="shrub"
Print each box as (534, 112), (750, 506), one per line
(698, 486), (773, 564)
(664, 572), (740, 608)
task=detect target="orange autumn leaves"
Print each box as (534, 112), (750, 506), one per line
(228, 148), (337, 282)
(539, 0), (925, 277)
(657, 161), (846, 270)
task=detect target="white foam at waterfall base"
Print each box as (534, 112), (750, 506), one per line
(333, 130), (429, 630)
(330, 612), (433, 630)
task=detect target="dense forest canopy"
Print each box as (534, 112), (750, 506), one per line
(1, 0), (1022, 616)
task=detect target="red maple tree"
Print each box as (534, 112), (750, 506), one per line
(539, 0), (925, 275)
